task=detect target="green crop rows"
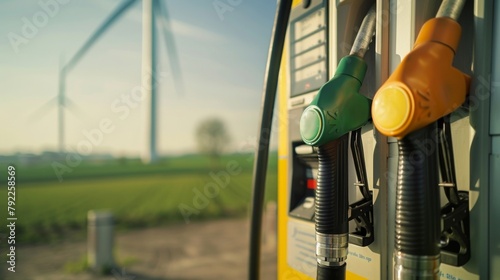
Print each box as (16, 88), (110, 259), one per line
(0, 153), (277, 244)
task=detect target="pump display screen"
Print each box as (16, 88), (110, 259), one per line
(290, 6), (327, 97)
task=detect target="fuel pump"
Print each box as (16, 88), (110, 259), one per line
(371, 0), (470, 278)
(298, 5), (376, 278)
(250, 0), (499, 279)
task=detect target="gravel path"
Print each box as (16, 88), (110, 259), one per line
(2, 218), (277, 280)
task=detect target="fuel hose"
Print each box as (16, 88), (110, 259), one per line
(315, 135), (349, 278)
(394, 124), (441, 279)
(248, 0), (291, 279)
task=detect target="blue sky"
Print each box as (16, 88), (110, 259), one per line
(0, 0), (277, 156)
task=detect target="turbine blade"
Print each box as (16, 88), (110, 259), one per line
(26, 97), (58, 123)
(64, 0), (138, 73)
(64, 97), (87, 120)
(156, 1), (186, 96)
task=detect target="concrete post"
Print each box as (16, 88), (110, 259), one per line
(87, 211), (114, 272)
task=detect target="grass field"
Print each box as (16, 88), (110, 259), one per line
(0, 152), (278, 244)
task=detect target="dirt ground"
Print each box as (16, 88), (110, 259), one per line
(2, 218), (277, 280)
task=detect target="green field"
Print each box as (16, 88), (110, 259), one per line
(0, 153), (277, 244)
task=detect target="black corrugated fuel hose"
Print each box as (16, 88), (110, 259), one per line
(248, 0), (292, 279)
(316, 134), (349, 279)
(394, 124), (441, 279)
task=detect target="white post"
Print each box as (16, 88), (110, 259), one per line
(87, 211), (114, 272)
(142, 0), (158, 163)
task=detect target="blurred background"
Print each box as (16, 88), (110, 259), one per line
(0, 0), (279, 279)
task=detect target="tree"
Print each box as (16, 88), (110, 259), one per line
(195, 118), (230, 163)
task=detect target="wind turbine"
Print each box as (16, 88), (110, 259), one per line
(32, 0), (184, 163)
(28, 53), (80, 154)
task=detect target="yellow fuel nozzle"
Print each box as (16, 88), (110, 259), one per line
(372, 17), (471, 138)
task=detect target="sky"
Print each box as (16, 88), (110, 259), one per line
(0, 0), (277, 157)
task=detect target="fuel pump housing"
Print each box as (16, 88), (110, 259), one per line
(274, 0), (498, 279)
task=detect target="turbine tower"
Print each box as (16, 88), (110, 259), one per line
(142, 0), (157, 163)
(57, 56), (66, 153)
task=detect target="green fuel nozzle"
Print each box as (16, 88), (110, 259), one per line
(300, 5), (376, 280)
(300, 55), (371, 147)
